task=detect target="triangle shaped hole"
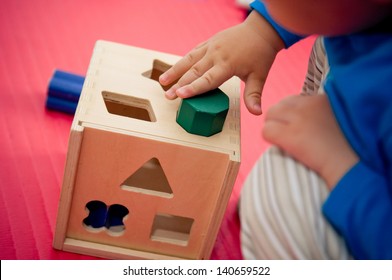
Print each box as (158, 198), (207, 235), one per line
(121, 158), (173, 198)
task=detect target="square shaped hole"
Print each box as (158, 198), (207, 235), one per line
(150, 213), (194, 246)
(102, 91), (156, 122)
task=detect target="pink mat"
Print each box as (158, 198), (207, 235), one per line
(0, 0), (313, 260)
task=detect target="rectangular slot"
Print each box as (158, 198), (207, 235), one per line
(102, 91), (156, 122)
(150, 213), (194, 246)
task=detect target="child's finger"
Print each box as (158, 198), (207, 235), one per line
(176, 64), (231, 98)
(164, 84), (180, 100)
(262, 119), (288, 147)
(243, 73), (265, 115)
(265, 95), (303, 120)
(163, 58), (212, 99)
(173, 59), (213, 91)
(159, 47), (206, 86)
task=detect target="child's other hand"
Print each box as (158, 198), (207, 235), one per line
(159, 11), (284, 115)
(262, 94), (359, 189)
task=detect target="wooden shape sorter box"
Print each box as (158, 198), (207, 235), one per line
(53, 40), (241, 260)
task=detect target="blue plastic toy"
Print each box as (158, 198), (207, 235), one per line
(46, 70), (84, 114)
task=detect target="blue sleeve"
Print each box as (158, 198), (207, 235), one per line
(322, 162), (392, 259)
(250, 1), (303, 48)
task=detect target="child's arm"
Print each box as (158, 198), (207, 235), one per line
(249, 0), (303, 48)
(263, 94), (392, 259)
(323, 161), (392, 259)
(160, 7), (287, 115)
(262, 94), (359, 189)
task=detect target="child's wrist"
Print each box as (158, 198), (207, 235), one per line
(245, 10), (285, 53)
(321, 153), (359, 189)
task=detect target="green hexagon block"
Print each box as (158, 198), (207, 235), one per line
(176, 88), (229, 137)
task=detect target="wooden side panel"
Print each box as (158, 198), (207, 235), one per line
(53, 128), (84, 249)
(65, 127), (233, 259)
(63, 238), (183, 260)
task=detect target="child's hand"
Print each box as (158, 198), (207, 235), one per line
(262, 94), (359, 189)
(159, 11), (285, 115)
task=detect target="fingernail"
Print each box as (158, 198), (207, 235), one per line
(165, 88), (176, 99)
(254, 103), (262, 115)
(176, 87), (186, 97)
(159, 73), (167, 84)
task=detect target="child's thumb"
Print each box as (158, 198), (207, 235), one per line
(243, 74), (264, 115)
